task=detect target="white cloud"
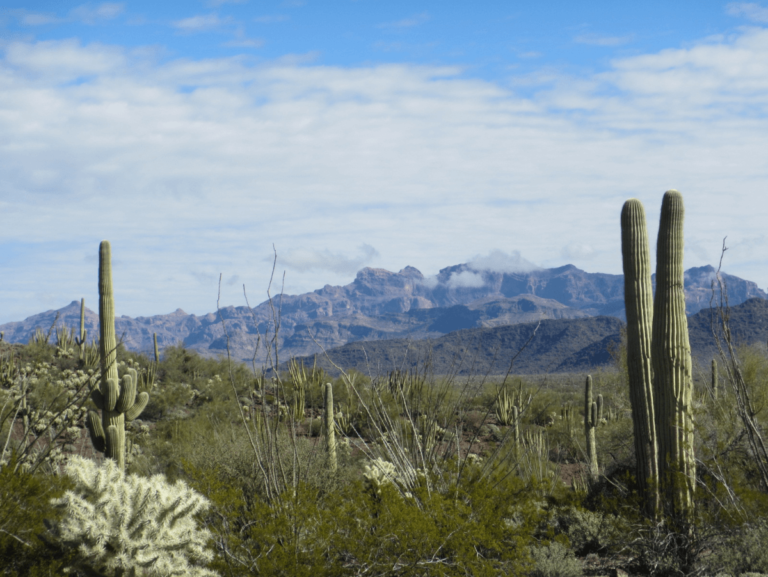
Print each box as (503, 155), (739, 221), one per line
(468, 250), (540, 273)
(420, 275), (439, 289)
(1, 28), (768, 323)
(727, 2), (768, 23)
(574, 33), (634, 47)
(561, 243), (596, 261)
(4, 39), (125, 79)
(19, 12), (60, 25)
(224, 38), (264, 48)
(70, 3), (125, 24)
(446, 271), (485, 289)
(277, 244), (379, 274)
(172, 13), (231, 32)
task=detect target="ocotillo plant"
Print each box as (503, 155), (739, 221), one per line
(85, 241), (149, 470)
(584, 375), (599, 479)
(621, 197), (660, 517)
(323, 383), (337, 472)
(651, 190), (695, 521)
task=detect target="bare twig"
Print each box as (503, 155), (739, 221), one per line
(709, 238), (768, 491)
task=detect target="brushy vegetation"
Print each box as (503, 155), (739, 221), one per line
(3, 326), (768, 576)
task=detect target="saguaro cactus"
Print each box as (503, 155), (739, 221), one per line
(621, 198), (660, 516)
(74, 298), (87, 361)
(711, 358), (719, 400)
(584, 375), (599, 479)
(323, 383), (337, 472)
(85, 241), (148, 470)
(154, 332), (159, 364)
(651, 190), (695, 520)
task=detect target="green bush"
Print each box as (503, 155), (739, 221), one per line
(708, 519), (768, 575)
(0, 455), (75, 576)
(529, 541), (582, 577)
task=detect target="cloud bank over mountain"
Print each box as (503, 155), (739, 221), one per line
(1, 7), (767, 324)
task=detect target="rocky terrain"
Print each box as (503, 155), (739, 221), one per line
(288, 298), (768, 376)
(1, 262), (764, 369)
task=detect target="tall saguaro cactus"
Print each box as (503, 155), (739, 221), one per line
(584, 375), (599, 479)
(85, 241), (149, 470)
(621, 198), (659, 516)
(651, 190), (695, 520)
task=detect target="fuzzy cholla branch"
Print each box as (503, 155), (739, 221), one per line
(49, 456), (218, 577)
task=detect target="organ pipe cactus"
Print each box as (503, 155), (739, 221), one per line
(621, 197), (660, 517)
(85, 241), (149, 470)
(584, 375), (599, 479)
(154, 332), (159, 363)
(323, 383), (337, 472)
(651, 190), (695, 521)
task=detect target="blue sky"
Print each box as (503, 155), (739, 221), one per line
(1, 1), (768, 324)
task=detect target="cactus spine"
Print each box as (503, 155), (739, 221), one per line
(323, 383), (337, 472)
(85, 241), (149, 470)
(584, 375), (599, 479)
(651, 190), (695, 520)
(621, 198), (660, 517)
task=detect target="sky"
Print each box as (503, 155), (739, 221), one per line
(1, 1), (768, 325)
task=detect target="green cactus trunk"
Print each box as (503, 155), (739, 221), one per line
(711, 358), (718, 400)
(621, 198), (660, 517)
(98, 241), (125, 470)
(584, 375), (599, 479)
(323, 383), (337, 472)
(154, 332), (159, 364)
(84, 241), (149, 471)
(76, 298), (87, 361)
(651, 190), (695, 521)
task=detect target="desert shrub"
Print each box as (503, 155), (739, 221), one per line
(326, 464), (540, 576)
(553, 506), (626, 556)
(187, 469), (334, 577)
(0, 455), (75, 576)
(529, 541), (582, 577)
(708, 519), (768, 575)
(187, 453), (545, 576)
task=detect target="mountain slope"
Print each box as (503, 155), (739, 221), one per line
(1, 263), (764, 365)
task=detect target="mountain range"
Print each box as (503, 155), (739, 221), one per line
(1, 262), (765, 372)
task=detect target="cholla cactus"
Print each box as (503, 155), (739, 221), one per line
(49, 456), (218, 577)
(363, 457), (426, 500)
